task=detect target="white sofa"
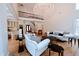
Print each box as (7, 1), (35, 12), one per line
(25, 33), (50, 56)
(47, 32), (68, 41)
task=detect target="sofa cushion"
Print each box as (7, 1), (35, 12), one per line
(30, 35), (41, 43)
(58, 33), (64, 36)
(26, 33), (41, 43)
(53, 32), (59, 35)
(49, 32), (53, 34)
(26, 33), (32, 39)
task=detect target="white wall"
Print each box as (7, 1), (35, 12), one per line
(33, 3), (76, 33)
(46, 4), (75, 33)
(0, 4), (9, 55)
(0, 17), (4, 55)
(0, 4), (16, 56)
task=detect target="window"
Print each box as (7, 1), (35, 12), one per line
(73, 4), (79, 34)
(26, 25), (31, 32)
(76, 3), (79, 10)
(74, 19), (79, 34)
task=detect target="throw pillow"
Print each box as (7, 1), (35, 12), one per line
(49, 32), (53, 34)
(58, 33), (64, 36)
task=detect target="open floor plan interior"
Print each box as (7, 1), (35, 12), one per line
(1, 3), (79, 56)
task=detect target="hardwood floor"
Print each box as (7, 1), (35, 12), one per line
(8, 36), (79, 56)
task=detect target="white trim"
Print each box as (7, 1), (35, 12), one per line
(19, 17), (45, 22)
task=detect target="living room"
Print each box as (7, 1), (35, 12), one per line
(0, 3), (79, 56)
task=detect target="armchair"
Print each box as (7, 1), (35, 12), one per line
(25, 34), (50, 56)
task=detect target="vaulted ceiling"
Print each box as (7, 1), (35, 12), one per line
(12, 3), (75, 21)
(17, 3), (55, 20)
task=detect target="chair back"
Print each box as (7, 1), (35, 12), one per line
(25, 34), (38, 55)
